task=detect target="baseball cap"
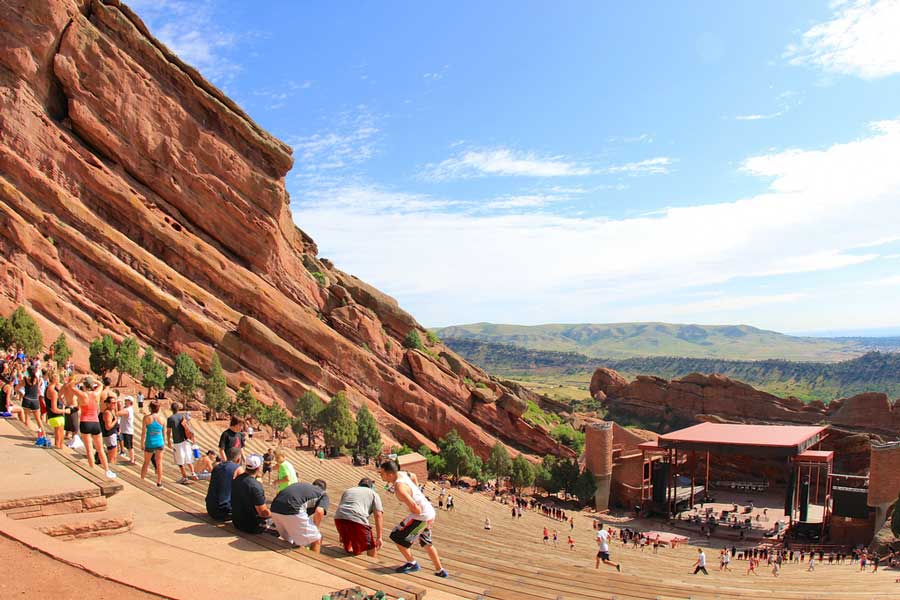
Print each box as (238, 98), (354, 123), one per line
(82, 376), (97, 389)
(245, 454), (263, 469)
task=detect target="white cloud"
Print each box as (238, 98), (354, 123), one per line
(600, 157), (673, 175)
(289, 106), (380, 178)
(421, 147), (594, 180)
(869, 275), (900, 286)
(127, 0), (241, 85)
(785, 0), (900, 79)
(735, 112), (784, 121)
(293, 118), (900, 325)
(608, 133), (654, 143)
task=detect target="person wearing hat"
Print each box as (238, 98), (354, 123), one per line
(62, 375), (116, 479)
(231, 454), (271, 534)
(333, 477), (384, 557)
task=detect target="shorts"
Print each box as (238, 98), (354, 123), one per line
(389, 518), (432, 549)
(271, 511), (322, 547)
(22, 397), (40, 411)
(121, 433), (134, 450)
(145, 444), (163, 452)
(263, 464), (272, 474)
(597, 551), (611, 561)
(335, 518), (375, 555)
(103, 433), (118, 449)
(47, 415), (65, 429)
(80, 421), (101, 435)
(173, 440), (194, 466)
(64, 410), (79, 433)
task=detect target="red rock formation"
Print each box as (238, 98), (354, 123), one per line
(590, 368), (900, 438)
(0, 0), (563, 459)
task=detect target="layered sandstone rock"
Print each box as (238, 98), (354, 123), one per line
(0, 0), (563, 459)
(590, 368), (900, 438)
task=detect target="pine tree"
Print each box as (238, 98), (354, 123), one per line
(510, 454), (535, 492)
(114, 336), (142, 386)
(51, 333), (72, 369)
(319, 392), (357, 454)
(892, 490), (900, 538)
(486, 442), (512, 488)
(230, 383), (258, 419)
(167, 352), (203, 397)
(139, 347), (167, 397)
(3, 306), (43, 356)
(294, 390), (325, 446)
(202, 353), (230, 416)
(574, 468), (598, 504)
(438, 429), (482, 481)
(266, 404), (292, 441)
(355, 405), (383, 459)
(89, 335), (118, 377)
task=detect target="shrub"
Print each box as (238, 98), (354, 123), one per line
(89, 335), (118, 377)
(426, 331), (440, 345)
(203, 353), (230, 415)
(319, 392), (357, 454)
(115, 336), (143, 386)
(51, 333), (72, 369)
(140, 347), (167, 396)
(167, 352), (203, 396)
(2, 307), (43, 356)
(402, 330), (424, 351)
(356, 405), (383, 459)
(310, 271), (327, 286)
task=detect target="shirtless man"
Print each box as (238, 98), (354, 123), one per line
(379, 460), (449, 578)
(62, 376), (116, 479)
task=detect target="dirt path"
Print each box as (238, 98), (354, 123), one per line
(0, 533), (165, 599)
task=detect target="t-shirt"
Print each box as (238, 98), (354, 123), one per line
(270, 482), (330, 517)
(218, 428), (245, 453)
(231, 473), (266, 533)
(333, 486), (383, 525)
(276, 461), (298, 492)
(119, 406), (135, 435)
(597, 529), (610, 552)
(205, 461), (240, 519)
(167, 413), (189, 444)
(697, 552), (706, 567)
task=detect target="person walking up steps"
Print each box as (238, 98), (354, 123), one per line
(693, 548), (709, 575)
(273, 447), (298, 492)
(595, 524), (621, 572)
(167, 402), (196, 484)
(378, 460), (448, 578)
(141, 400), (166, 487)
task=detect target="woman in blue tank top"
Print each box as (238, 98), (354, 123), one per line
(141, 400), (166, 487)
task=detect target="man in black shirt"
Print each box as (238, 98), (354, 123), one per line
(205, 447), (242, 521)
(231, 454), (270, 533)
(270, 479), (329, 552)
(167, 402), (196, 483)
(218, 416), (246, 462)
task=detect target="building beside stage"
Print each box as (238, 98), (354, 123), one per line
(583, 420), (899, 546)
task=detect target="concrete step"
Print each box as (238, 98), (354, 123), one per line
(2, 488), (107, 520)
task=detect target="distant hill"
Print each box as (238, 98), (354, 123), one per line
(435, 321), (900, 362)
(443, 338), (900, 402)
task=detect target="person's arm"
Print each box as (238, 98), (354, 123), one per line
(253, 484), (271, 518)
(166, 418), (173, 448)
(254, 504), (272, 518)
(394, 482), (420, 515)
(311, 506), (325, 527)
(141, 416), (148, 450)
(218, 432), (227, 461)
(374, 510), (384, 548)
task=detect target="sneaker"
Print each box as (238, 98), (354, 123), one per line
(395, 562), (420, 574)
(434, 569), (449, 578)
(616, 564), (621, 572)
(106, 470), (117, 479)
(176, 477), (188, 484)
(156, 482), (163, 488)
(34, 437), (45, 446)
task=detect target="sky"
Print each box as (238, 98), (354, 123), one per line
(127, 0), (900, 334)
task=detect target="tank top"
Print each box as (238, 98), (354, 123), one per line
(80, 398), (99, 422)
(48, 387), (63, 415)
(145, 418), (164, 447)
(396, 471), (435, 521)
(100, 409), (119, 437)
(23, 379), (39, 401)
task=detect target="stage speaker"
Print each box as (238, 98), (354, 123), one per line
(651, 462), (670, 504)
(784, 468), (796, 514)
(799, 477), (810, 522)
(832, 487), (870, 519)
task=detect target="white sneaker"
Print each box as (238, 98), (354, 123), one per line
(106, 470), (117, 479)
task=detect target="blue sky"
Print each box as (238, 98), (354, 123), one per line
(129, 0), (900, 333)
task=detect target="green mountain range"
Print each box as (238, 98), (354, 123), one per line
(434, 322), (900, 362)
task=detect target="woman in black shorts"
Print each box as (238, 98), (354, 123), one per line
(20, 366), (45, 442)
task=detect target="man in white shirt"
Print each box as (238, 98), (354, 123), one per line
(595, 524), (621, 571)
(693, 548), (709, 575)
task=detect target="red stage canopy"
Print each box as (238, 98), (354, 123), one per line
(649, 423), (828, 458)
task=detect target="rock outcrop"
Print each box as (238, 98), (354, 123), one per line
(0, 0), (568, 459)
(590, 368), (900, 438)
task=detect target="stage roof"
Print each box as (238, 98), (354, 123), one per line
(646, 423), (828, 458)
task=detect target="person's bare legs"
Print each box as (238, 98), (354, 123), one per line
(154, 449), (163, 485)
(81, 433), (94, 469)
(425, 545), (443, 571)
(92, 435), (110, 472)
(309, 539), (322, 554)
(396, 544), (415, 564)
(53, 425), (64, 449)
(141, 451), (151, 480)
(106, 443), (117, 467)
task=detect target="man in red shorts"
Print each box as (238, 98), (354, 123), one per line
(333, 477), (384, 557)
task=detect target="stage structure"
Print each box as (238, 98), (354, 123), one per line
(637, 423), (831, 529)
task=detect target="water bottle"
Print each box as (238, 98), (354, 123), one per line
(192, 444), (201, 460)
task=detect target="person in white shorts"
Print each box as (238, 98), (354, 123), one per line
(269, 479), (330, 552)
(166, 402), (196, 483)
